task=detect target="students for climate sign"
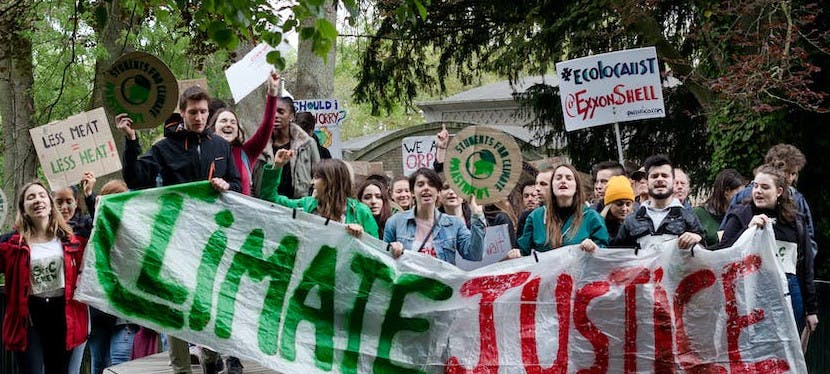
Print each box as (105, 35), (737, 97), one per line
(77, 182), (807, 373)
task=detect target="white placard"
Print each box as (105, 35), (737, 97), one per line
(556, 47), (666, 131)
(401, 136), (436, 176)
(455, 224), (512, 271)
(293, 99), (346, 159)
(29, 107), (121, 191)
(225, 42), (289, 103)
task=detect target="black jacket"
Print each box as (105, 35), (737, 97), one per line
(612, 203), (703, 248)
(719, 203), (817, 315)
(122, 123), (241, 192)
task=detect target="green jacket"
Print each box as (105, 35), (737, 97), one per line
(692, 206), (722, 248)
(260, 164), (379, 238)
(518, 206), (609, 255)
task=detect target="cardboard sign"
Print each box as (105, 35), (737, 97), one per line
(445, 126), (522, 205)
(103, 52), (179, 129)
(455, 224), (512, 271)
(293, 99), (346, 159)
(0, 189), (7, 228)
(29, 108), (121, 191)
(225, 42), (289, 104)
(175, 78), (209, 113)
(401, 135), (436, 176)
(556, 47), (666, 131)
(77, 182), (808, 373)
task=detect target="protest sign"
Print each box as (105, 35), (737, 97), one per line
(175, 78), (209, 113)
(293, 99), (347, 158)
(556, 47), (666, 132)
(0, 189), (7, 228)
(401, 136), (436, 176)
(29, 108), (121, 191)
(77, 181), (807, 373)
(226, 42), (289, 104)
(455, 224), (512, 271)
(103, 52), (179, 129)
(444, 126), (522, 205)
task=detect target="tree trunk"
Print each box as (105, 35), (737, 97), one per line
(295, 1), (337, 99)
(0, 0), (38, 228)
(89, 0), (138, 161)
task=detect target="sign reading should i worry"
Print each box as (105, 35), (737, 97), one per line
(103, 52), (179, 129)
(444, 126), (522, 205)
(556, 47), (666, 131)
(293, 99), (347, 159)
(29, 107), (121, 191)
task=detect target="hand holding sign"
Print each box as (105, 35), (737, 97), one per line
(267, 72), (282, 97)
(468, 195), (483, 216)
(80, 171), (96, 198)
(115, 114), (136, 140)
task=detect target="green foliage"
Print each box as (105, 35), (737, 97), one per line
(706, 103), (789, 179)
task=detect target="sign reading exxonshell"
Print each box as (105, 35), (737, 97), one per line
(445, 126), (522, 205)
(103, 52), (179, 129)
(556, 47), (666, 131)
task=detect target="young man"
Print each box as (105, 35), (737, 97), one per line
(516, 167), (555, 238)
(612, 155), (703, 249)
(590, 161), (626, 211)
(117, 86), (239, 374)
(722, 144), (817, 256)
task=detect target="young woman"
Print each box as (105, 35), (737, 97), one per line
(208, 72), (281, 196)
(390, 175), (413, 212)
(385, 168), (485, 265)
(719, 164), (817, 333)
(601, 175), (635, 239)
(252, 95), (320, 199)
(516, 164), (609, 256)
(261, 150), (379, 238)
(0, 181), (88, 374)
(438, 181), (470, 227)
(356, 178), (393, 240)
(54, 184), (93, 239)
(693, 169), (744, 247)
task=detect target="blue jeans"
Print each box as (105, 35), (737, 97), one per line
(68, 342), (86, 374)
(787, 273), (805, 333)
(110, 325), (137, 366)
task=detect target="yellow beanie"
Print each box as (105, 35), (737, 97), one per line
(604, 175), (635, 205)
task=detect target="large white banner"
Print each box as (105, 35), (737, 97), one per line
(556, 47), (666, 131)
(77, 182), (807, 373)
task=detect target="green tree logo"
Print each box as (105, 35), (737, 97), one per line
(465, 150), (496, 180)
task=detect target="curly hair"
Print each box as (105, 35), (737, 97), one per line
(764, 144), (806, 174)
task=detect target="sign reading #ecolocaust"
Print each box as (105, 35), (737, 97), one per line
(556, 46), (666, 131)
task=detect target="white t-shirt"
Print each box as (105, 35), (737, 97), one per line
(29, 238), (65, 297)
(775, 240), (798, 275)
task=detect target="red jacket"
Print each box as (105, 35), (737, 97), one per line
(0, 233), (89, 351)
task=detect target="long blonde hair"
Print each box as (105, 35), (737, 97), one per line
(544, 164), (585, 248)
(15, 181), (73, 242)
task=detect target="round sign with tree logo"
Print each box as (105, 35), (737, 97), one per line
(103, 52), (179, 129)
(444, 126), (523, 205)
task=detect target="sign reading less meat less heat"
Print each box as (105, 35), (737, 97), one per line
(445, 126), (522, 205)
(103, 52), (179, 129)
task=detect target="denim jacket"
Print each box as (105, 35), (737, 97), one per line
(384, 208), (485, 265)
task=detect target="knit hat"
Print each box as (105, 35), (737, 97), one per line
(604, 175), (635, 205)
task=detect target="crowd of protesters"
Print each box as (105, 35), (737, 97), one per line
(0, 72), (820, 374)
